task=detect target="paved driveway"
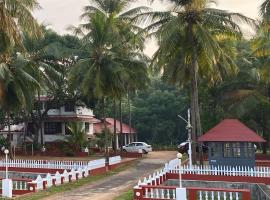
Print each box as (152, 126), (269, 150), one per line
(42, 151), (177, 200)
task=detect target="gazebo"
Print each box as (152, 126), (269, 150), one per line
(198, 119), (266, 168)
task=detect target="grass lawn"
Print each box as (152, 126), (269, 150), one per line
(113, 189), (133, 200)
(10, 160), (137, 200)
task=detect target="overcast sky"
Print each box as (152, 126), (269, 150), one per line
(34, 0), (264, 56)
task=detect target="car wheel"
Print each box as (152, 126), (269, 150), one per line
(123, 149), (127, 152)
(142, 149), (148, 154)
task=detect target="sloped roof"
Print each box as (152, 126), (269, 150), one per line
(198, 119), (266, 142)
(94, 118), (136, 134)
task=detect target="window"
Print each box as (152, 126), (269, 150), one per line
(85, 123), (89, 133)
(65, 123), (72, 135)
(47, 101), (58, 109)
(128, 143), (135, 147)
(136, 143), (143, 146)
(232, 143), (241, 157)
(210, 143), (219, 157)
(64, 103), (74, 112)
(224, 142), (242, 158)
(44, 122), (62, 135)
(223, 143), (231, 157)
(247, 142), (253, 158)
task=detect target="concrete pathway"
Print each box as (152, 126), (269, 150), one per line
(42, 151), (177, 200)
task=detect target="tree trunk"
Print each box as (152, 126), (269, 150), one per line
(102, 98), (109, 161)
(189, 24), (203, 165)
(113, 99), (117, 155)
(128, 90), (132, 140)
(7, 110), (14, 159)
(37, 92), (44, 145)
(119, 98), (123, 149)
(189, 25), (197, 164)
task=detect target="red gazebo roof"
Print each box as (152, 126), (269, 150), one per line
(198, 119), (266, 142)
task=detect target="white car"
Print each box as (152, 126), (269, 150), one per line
(122, 142), (152, 154)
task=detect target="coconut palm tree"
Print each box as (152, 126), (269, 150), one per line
(0, 0), (42, 61)
(261, 0), (270, 21)
(69, 0), (149, 155)
(66, 122), (87, 152)
(0, 53), (40, 158)
(137, 0), (254, 163)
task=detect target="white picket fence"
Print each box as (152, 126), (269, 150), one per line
(168, 164), (270, 178)
(0, 159), (89, 170)
(134, 158), (251, 200)
(0, 156), (121, 170)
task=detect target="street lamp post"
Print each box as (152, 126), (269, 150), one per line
(187, 109), (193, 170)
(178, 109), (193, 170)
(4, 149), (9, 179)
(176, 153), (183, 188)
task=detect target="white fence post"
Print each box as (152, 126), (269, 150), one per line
(176, 188), (187, 200)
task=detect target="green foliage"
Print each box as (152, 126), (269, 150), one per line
(0, 136), (8, 148)
(95, 128), (113, 149)
(66, 122), (88, 151)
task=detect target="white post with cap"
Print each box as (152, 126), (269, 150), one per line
(176, 153), (187, 200)
(2, 149), (12, 198)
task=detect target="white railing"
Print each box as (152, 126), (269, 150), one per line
(0, 159), (89, 170)
(169, 164), (270, 177)
(109, 156), (121, 165)
(144, 187), (176, 199)
(0, 179), (29, 191)
(197, 190), (240, 200)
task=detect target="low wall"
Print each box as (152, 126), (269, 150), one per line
(90, 166), (107, 175)
(256, 160), (270, 167)
(256, 154), (270, 160)
(120, 152), (143, 158)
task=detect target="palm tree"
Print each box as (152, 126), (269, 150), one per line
(261, 0), (270, 21)
(69, 0), (149, 155)
(0, 54), (40, 158)
(66, 122), (87, 152)
(23, 29), (81, 145)
(0, 0), (42, 61)
(138, 0), (254, 163)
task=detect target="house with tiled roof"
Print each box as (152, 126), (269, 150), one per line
(94, 118), (137, 149)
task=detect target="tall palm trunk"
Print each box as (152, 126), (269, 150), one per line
(128, 90), (132, 141)
(119, 97), (123, 149)
(102, 98), (109, 161)
(113, 99), (117, 154)
(189, 23), (203, 165)
(7, 110), (13, 159)
(37, 92), (44, 145)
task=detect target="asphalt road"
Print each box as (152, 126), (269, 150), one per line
(42, 151), (177, 200)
